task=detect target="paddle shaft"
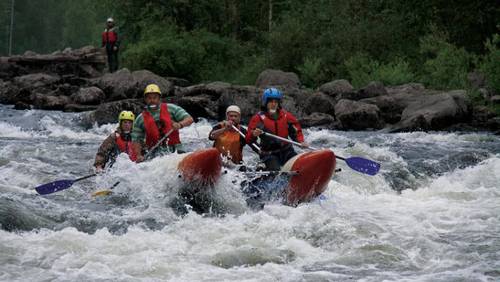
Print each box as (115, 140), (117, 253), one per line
(144, 128), (175, 159)
(75, 174), (97, 182)
(261, 130), (349, 160)
(231, 125), (261, 153)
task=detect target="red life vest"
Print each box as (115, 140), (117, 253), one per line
(102, 28), (118, 45)
(142, 103), (181, 149)
(245, 109), (304, 152)
(258, 110), (291, 138)
(115, 133), (137, 162)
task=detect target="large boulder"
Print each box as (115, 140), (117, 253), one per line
(216, 85), (260, 123)
(95, 69), (136, 101)
(360, 95), (404, 124)
(0, 81), (22, 104)
(70, 86), (105, 105)
(13, 73), (61, 89)
(317, 79), (356, 101)
(255, 69), (301, 90)
(303, 92), (336, 115)
(93, 99), (145, 125)
(389, 91), (471, 132)
(334, 99), (384, 130)
(31, 94), (71, 110)
(357, 81), (388, 99)
(132, 70), (174, 97)
(300, 112), (336, 128)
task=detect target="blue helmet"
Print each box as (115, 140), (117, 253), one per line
(262, 88), (283, 106)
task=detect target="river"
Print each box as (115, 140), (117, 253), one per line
(0, 104), (499, 281)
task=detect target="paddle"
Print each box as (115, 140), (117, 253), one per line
(242, 126), (381, 176)
(231, 124), (261, 153)
(91, 181), (120, 197)
(144, 128), (175, 160)
(91, 128), (176, 197)
(35, 173), (97, 195)
(36, 128), (176, 196)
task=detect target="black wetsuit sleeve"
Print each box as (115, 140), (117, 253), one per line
(208, 124), (222, 141)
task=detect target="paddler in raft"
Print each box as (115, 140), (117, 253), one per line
(94, 110), (137, 172)
(209, 105), (257, 166)
(245, 87), (308, 171)
(132, 84), (194, 161)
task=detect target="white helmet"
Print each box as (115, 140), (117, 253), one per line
(226, 105), (241, 115)
(107, 17), (114, 23)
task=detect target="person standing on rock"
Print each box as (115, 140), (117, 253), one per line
(246, 87), (307, 171)
(102, 17), (120, 73)
(132, 84), (194, 162)
(94, 111), (137, 172)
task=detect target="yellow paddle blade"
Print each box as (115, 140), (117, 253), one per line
(91, 189), (113, 197)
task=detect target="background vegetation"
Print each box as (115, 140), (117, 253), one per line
(0, 0), (499, 100)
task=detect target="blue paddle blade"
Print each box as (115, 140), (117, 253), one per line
(35, 179), (75, 195)
(345, 157), (380, 176)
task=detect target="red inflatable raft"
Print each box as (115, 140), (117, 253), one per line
(281, 149), (336, 205)
(177, 148), (222, 186)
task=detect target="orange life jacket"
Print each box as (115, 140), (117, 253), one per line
(142, 103), (181, 149)
(115, 133), (137, 162)
(213, 123), (243, 164)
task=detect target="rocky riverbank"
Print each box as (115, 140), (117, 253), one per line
(1, 46), (499, 134)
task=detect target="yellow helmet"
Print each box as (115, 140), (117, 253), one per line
(144, 84), (161, 96)
(118, 111), (135, 122)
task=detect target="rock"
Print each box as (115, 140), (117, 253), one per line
(216, 85), (260, 122)
(96, 69), (175, 101)
(32, 94), (71, 110)
(385, 83), (427, 96)
(334, 99), (384, 130)
(486, 117), (500, 131)
(300, 112), (335, 128)
(0, 82), (21, 104)
(13, 73), (61, 89)
(389, 91), (471, 132)
(132, 70), (174, 96)
(93, 99), (145, 125)
(357, 81), (388, 99)
(70, 87), (105, 105)
(165, 77), (191, 87)
(13, 101), (31, 110)
(63, 104), (99, 112)
(96, 69), (137, 101)
(303, 92), (335, 115)
(360, 95), (403, 124)
(180, 81), (232, 99)
(255, 69), (301, 89)
(318, 79), (355, 100)
(176, 95), (218, 120)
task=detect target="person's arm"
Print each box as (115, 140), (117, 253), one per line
(173, 116), (193, 130)
(101, 31), (106, 47)
(240, 126), (260, 154)
(94, 133), (117, 171)
(286, 112), (307, 146)
(245, 115), (262, 144)
(168, 104), (193, 130)
(209, 123), (224, 140)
